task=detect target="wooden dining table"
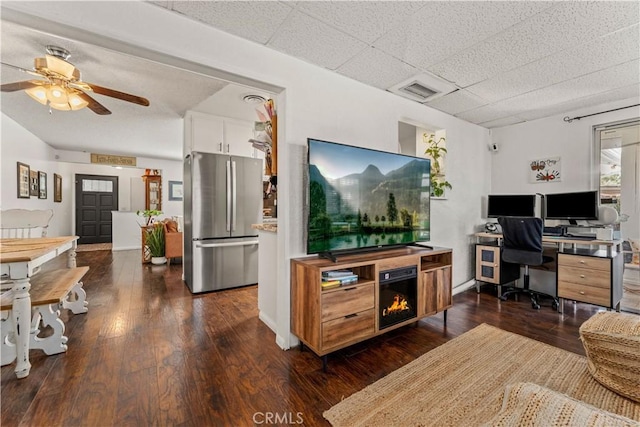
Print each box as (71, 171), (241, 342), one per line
(0, 236), (78, 378)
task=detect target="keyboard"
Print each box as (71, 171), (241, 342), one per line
(564, 234), (596, 240)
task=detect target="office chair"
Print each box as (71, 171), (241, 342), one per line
(497, 216), (559, 310)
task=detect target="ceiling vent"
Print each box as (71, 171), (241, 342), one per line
(388, 73), (457, 103)
(242, 94), (267, 104)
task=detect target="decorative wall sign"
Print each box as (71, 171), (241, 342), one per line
(529, 157), (561, 183)
(30, 170), (39, 197)
(168, 180), (183, 201)
(17, 162), (30, 198)
(38, 171), (47, 199)
(54, 173), (62, 203)
(90, 153), (137, 167)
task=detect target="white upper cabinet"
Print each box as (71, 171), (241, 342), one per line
(184, 111), (262, 159)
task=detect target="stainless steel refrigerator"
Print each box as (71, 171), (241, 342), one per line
(184, 151), (262, 293)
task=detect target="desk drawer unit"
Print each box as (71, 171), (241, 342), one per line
(557, 253), (622, 309)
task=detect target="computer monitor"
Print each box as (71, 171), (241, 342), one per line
(544, 190), (598, 224)
(487, 194), (536, 218)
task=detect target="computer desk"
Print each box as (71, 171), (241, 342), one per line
(474, 232), (624, 314)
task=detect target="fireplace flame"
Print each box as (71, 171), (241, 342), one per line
(382, 294), (410, 317)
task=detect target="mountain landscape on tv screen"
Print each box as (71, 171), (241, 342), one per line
(308, 159), (430, 253)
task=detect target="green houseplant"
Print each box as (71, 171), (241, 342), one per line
(137, 209), (162, 226)
(423, 133), (452, 198)
(145, 223), (166, 264)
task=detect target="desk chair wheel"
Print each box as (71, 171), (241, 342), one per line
(552, 300), (559, 311)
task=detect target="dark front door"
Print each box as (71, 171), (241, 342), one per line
(75, 174), (118, 244)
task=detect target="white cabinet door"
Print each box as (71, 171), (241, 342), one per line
(189, 113), (224, 154)
(224, 119), (256, 158)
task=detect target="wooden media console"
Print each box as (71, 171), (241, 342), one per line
(291, 246), (452, 370)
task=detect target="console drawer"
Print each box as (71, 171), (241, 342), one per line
(322, 309), (375, 349)
(557, 281), (610, 307)
(557, 266), (610, 289)
(558, 254), (610, 271)
(322, 283), (374, 321)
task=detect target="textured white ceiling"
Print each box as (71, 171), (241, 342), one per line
(2, 1), (639, 161)
(0, 20), (231, 160)
(155, 0), (640, 128)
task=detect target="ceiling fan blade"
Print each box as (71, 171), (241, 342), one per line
(0, 80), (43, 92)
(76, 91), (112, 115)
(86, 83), (150, 106)
(1, 62), (42, 77)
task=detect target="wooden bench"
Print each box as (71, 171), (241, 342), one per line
(1, 266), (89, 366)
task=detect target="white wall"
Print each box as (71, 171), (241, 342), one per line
(2, 113), (183, 236)
(1, 113), (63, 234)
(6, 2), (492, 349)
(490, 98), (640, 196)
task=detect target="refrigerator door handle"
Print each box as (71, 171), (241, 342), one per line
(231, 160), (237, 232)
(226, 160), (232, 231)
(195, 240), (259, 248)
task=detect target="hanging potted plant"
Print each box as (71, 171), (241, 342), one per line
(423, 133), (452, 198)
(145, 223), (166, 265)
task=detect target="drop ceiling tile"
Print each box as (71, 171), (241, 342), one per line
(170, 1), (293, 44)
(268, 10), (367, 70)
(297, 1), (425, 44)
(430, 1), (640, 87)
(467, 24), (640, 103)
(336, 47), (420, 90)
(425, 89), (488, 115)
(149, 1), (172, 9)
(455, 104), (516, 125)
(478, 116), (526, 129)
(374, 1), (554, 70)
(494, 59), (640, 115)
(517, 84), (640, 121)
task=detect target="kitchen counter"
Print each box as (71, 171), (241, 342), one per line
(252, 223), (277, 232)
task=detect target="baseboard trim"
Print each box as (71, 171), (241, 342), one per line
(453, 279), (477, 296)
(112, 246), (139, 251)
(258, 311), (277, 334)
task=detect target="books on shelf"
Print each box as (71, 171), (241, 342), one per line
(321, 271), (359, 288)
(321, 280), (341, 290)
(322, 269), (354, 278)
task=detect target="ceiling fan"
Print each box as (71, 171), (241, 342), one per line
(1, 45), (150, 115)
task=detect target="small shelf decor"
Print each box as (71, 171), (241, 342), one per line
(423, 133), (452, 198)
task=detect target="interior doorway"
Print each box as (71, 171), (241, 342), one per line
(75, 174), (119, 244)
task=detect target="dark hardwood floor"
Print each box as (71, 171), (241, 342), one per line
(1, 249), (605, 426)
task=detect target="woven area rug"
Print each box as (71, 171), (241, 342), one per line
(76, 243), (112, 252)
(323, 324), (640, 426)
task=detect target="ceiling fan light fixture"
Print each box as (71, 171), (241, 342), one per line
(47, 84), (69, 104)
(68, 91), (88, 110)
(25, 85), (48, 105)
(49, 101), (72, 111)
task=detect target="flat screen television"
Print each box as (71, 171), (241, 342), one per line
(544, 190), (598, 224)
(487, 194), (536, 218)
(307, 138), (431, 256)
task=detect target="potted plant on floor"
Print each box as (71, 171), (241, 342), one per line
(145, 223), (166, 265)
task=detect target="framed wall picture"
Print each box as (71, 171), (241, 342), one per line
(168, 180), (183, 201)
(54, 173), (62, 202)
(17, 162), (30, 199)
(529, 157), (561, 183)
(30, 170), (39, 197)
(38, 171), (47, 199)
